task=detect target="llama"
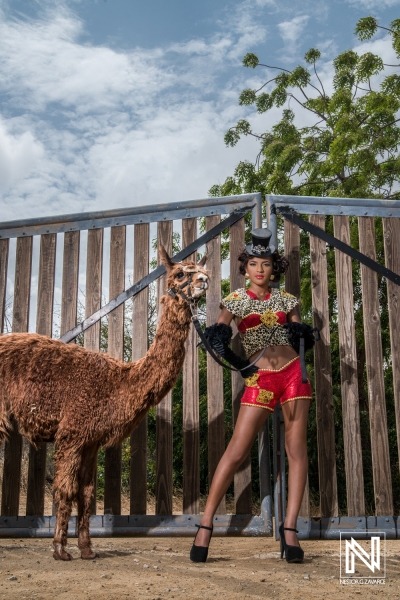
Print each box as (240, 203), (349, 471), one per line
(0, 247), (208, 561)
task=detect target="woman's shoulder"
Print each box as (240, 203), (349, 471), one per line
(220, 288), (249, 317)
(278, 289), (297, 299)
(271, 288), (299, 310)
(222, 288), (247, 302)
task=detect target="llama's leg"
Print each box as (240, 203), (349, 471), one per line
(52, 440), (82, 561)
(53, 494), (74, 561)
(77, 446), (98, 560)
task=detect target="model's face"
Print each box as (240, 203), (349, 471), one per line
(246, 256), (274, 286)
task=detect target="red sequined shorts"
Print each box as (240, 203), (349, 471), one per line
(241, 356), (312, 412)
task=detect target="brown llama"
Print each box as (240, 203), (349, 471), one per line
(0, 247), (208, 561)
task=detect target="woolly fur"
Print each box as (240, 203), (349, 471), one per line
(0, 247), (208, 561)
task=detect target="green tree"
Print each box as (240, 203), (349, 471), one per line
(210, 16), (400, 200)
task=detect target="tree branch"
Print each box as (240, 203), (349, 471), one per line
(258, 63), (292, 74)
(313, 62), (326, 98)
(255, 77), (278, 93)
(287, 93), (328, 122)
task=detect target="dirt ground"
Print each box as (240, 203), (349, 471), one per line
(0, 536), (398, 600)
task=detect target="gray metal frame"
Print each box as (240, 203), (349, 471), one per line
(0, 515), (396, 539)
(0, 193), (262, 239)
(266, 193), (400, 540)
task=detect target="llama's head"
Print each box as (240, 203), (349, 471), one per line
(159, 246), (209, 302)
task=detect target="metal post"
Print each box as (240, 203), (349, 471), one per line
(273, 405), (286, 539)
(252, 192), (263, 229)
(258, 419), (272, 533)
(266, 195), (277, 247)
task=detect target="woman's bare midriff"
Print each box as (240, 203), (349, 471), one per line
(248, 344), (299, 370)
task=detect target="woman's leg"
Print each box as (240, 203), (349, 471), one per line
(195, 405), (270, 547)
(281, 399), (310, 547)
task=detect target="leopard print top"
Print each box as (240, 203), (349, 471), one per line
(220, 287), (299, 358)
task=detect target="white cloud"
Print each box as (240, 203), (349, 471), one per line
(0, 2), (267, 221)
(278, 15), (310, 44)
(278, 15), (310, 60)
(346, 0), (400, 7)
(0, 118), (44, 193)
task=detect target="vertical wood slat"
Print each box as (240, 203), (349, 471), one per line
(358, 217), (393, 515)
(61, 231), (80, 336)
(0, 239), (9, 333)
(283, 220), (310, 519)
(309, 215), (338, 517)
(284, 220), (301, 297)
(156, 222), (173, 516)
(130, 224), (149, 515)
(333, 216), (365, 516)
(206, 215), (226, 514)
(104, 226), (126, 515)
(1, 237), (32, 516)
(26, 234), (57, 516)
(383, 217), (400, 477)
(230, 218), (252, 514)
(84, 228), (103, 514)
(182, 218), (200, 514)
(48, 231), (81, 517)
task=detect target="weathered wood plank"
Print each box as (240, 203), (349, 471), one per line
(206, 215), (226, 514)
(0, 239), (9, 334)
(230, 218), (252, 514)
(156, 221), (173, 516)
(284, 219), (301, 298)
(84, 229), (103, 352)
(358, 217), (393, 515)
(84, 228), (103, 514)
(104, 226), (126, 515)
(52, 231), (80, 516)
(383, 217), (400, 479)
(130, 224), (149, 515)
(309, 215), (338, 517)
(26, 234), (57, 516)
(283, 219), (310, 518)
(1, 237), (32, 516)
(333, 216), (365, 516)
(61, 231), (80, 336)
(182, 218), (200, 514)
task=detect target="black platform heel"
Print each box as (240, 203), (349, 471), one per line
(190, 523), (213, 563)
(279, 523), (304, 563)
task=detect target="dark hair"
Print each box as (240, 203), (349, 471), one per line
(237, 249), (289, 279)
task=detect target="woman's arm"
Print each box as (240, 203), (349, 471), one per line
(287, 305), (301, 324)
(216, 307), (236, 326)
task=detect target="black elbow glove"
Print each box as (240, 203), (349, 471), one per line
(203, 323), (258, 379)
(283, 322), (320, 354)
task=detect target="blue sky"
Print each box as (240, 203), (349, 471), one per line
(0, 0), (399, 223)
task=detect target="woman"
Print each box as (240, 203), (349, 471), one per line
(190, 228), (312, 564)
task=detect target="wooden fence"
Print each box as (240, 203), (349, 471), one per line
(0, 192), (400, 538)
(268, 194), (400, 530)
(0, 194), (269, 528)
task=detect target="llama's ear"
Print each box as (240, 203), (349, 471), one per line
(158, 246), (174, 271)
(198, 254), (207, 267)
